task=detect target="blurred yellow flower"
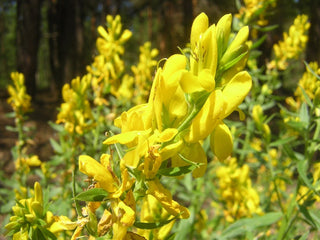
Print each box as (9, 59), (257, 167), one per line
(269, 14), (310, 70)
(7, 72), (32, 118)
(216, 158), (263, 222)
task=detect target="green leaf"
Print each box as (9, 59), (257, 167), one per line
(309, 210), (320, 230)
(49, 138), (62, 154)
(38, 226), (58, 240)
(297, 232), (310, 240)
(299, 102), (310, 126)
(220, 212), (282, 239)
(269, 136), (296, 147)
(134, 217), (176, 229)
(298, 85), (313, 108)
(74, 188), (109, 202)
(250, 34), (267, 49)
(48, 121), (65, 132)
(305, 61), (320, 81)
(297, 160), (314, 191)
(299, 204), (319, 229)
(158, 165), (197, 177)
(5, 125), (17, 132)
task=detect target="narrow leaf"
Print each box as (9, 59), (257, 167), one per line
(220, 212), (282, 239)
(297, 160), (314, 191)
(134, 217), (176, 229)
(75, 188), (109, 202)
(49, 138), (63, 154)
(158, 165), (197, 177)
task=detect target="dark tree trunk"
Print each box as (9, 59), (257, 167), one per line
(306, 0), (320, 63)
(183, 0), (194, 43)
(48, 0), (85, 97)
(16, 0), (42, 97)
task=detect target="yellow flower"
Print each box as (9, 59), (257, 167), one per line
(5, 182), (67, 238)
(137, 195), (175, 240)
(269, 14), (310, 70)
(79, 154), (134, 196)
(7, 72), (32, 118)
(294, 62), (320, 104)
(131, 41), (159, 104)
(216, 158), (263, 222)
(56, 75), (94, 135)
(146, 179), (190, 219)
(236, 0), (276, 27)
(88, 15), (132, 99)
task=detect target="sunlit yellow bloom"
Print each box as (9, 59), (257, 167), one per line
(147, 179), (190, 219)
(131, 41), (159, 104)
(236, 0), (276, 26)
(137, 195), (175, 240)
(216, 158), (263, 222)
(294, 62), (320, 103)
(171, 141), (207, 178)
(210, 123), (233, 161)
(112, 200), (136, 240)
(252, 105), (271, 141)
(56, 74), (94, 135)
(79, 154), (134, 196)
(297, 163), (320, 204)
(7, 72), (32, 119)
(5, 182), (67, 238)
(88, 15), (132, 99)
(268, 14), (310, 70)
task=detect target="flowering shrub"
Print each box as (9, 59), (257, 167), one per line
(2, 4), (320, 240)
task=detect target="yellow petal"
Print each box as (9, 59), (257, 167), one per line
(186, 90), (226, 142)
(216, 14), (232, 56)
(180, 71), (203, 93)
(162, 54), (187, 80)
(210, 123), (233, 161)
(172, 142), (207, 178)
(79, 155), (117, 192)
(222, 71), (252, 117)
(191, 12), (209, 51)
(199, 69), (215, 92)
(158, 128), (178, 142)
(147, 179), (190, 219)
(103, 131), (142, 145)
(98, 209), (112, 236)
(160, 140), (184, 161)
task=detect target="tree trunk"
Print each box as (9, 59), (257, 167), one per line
(48, 0), (85, 97)
(306, 0), (320, 63)
(16, 0), (42, 97)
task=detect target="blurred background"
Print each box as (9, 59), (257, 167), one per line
(0, 0), (319, 100)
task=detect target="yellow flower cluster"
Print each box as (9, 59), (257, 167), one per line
(236, 0), (276, 26)
(56, 75), (94, 135)
(268, 15), (310, 70)
(76, 12), (252, 238)
(115, 41), (159, 103)
(131, 41), (159, 104)
(137, 195), (175, 239)
(216, 158), (263, 222)
(285, 62), (320, 112)
(87, 15), (132, 103)
(297, 163), (320, 205)
(294, 62), (320, 103)
(15, 155), (42, 176)
(7, 72), (32, 119)
(5, 182), (66, 239)
(252, 104), (271, 142)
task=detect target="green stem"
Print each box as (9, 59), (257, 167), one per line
(72, 169), (82, 217)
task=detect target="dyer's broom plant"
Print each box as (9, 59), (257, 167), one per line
(3, 5), (320, 240)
